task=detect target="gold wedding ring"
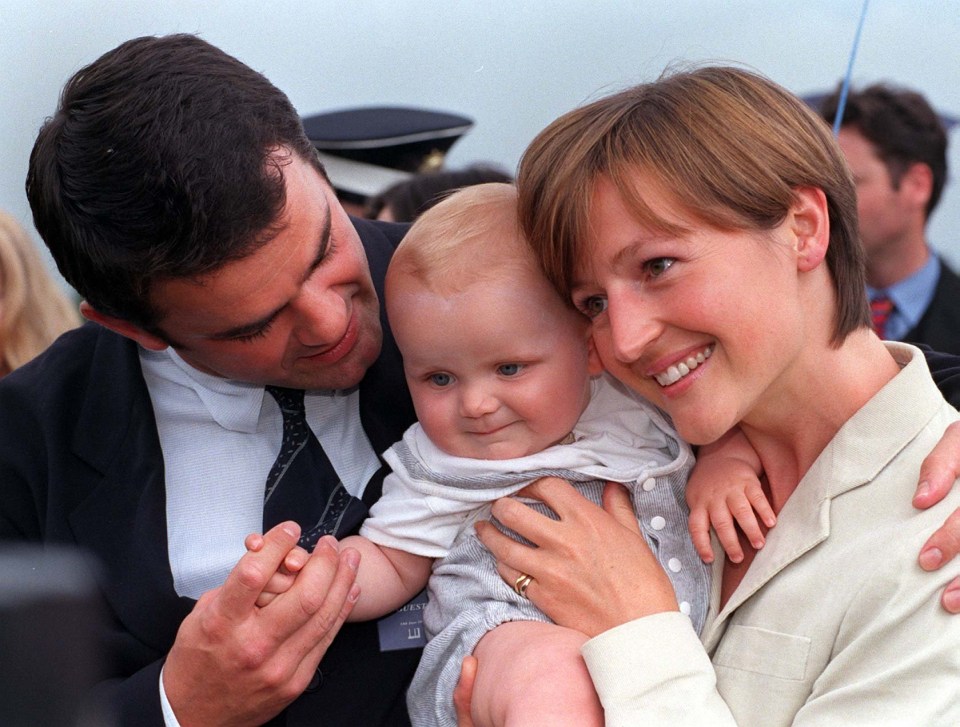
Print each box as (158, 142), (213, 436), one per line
(513, 573), (533, 598)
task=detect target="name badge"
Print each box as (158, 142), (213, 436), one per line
(377, 589), (428, 651)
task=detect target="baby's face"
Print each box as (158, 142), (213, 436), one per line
(388, 264), (596, 460)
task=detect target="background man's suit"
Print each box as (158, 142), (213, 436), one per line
(904, 259), (960, 356)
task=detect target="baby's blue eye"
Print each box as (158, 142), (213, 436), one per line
(498, 363), (522, 376)
(430, 373), (453, 387)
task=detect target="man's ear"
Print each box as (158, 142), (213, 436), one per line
(791, 186), (830, 273)
(587, 334), (605, 375)
(898, 162), (934, 214)
(79, 301), (169, 351)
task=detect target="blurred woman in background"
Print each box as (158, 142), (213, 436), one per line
(0, 212), (80, 377)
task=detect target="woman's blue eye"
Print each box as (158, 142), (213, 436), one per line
(498, 363), (522, 376)
(430, 373), (453, 386)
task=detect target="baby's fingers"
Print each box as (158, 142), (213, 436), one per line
(254, 563), (299, 608)
(728, 495), (765, 551)
(745, 484), (777, 530)
(688, 508), (716, 563)
(708, 504), (745, 564)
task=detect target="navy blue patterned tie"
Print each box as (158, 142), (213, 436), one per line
(262, 386), (369, 550)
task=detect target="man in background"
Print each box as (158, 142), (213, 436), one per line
(821, 83), (960, 354)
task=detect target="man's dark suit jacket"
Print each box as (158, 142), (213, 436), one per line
(0, 218), (420, 726)
(904, 258), (960, 357)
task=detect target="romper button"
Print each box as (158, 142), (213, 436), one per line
(642, 477), (656, 491)
(651, 516), (666, 530)
(668, 558), (682, 572)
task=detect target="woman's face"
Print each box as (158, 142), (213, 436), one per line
(571, 176), (807, 445)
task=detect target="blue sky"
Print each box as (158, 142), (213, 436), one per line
(4, 1), (958, 275)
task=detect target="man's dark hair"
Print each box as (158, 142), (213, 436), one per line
(820, 82), (948, 219)
(26, 33), (324, 333)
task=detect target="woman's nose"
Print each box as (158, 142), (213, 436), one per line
(607, 291), (659, 363)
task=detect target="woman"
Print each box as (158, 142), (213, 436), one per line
(472, 66), (960, 724)
(0, 212), (79, 376)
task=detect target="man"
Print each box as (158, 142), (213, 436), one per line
(821, 83), (960, 354)
(1, 35), (421, 726)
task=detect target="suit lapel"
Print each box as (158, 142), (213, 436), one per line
(703, 485), (832, 650)
(67, 330), (192, 654)
(704, 345), (939, 650)
(354, 217), (416, 504)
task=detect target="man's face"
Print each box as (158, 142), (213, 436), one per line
(836, 127), (914, 258)
(148, 153), (382, 390)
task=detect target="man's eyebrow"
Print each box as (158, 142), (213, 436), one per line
(208, 202), (333, 341)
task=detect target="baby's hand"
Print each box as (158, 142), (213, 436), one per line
(686, 429), (775, 564)
(244, 532), (310, 607)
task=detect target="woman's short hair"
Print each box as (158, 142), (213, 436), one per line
(517, 65), (869, 344)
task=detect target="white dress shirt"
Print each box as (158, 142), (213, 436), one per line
(141, 346), (381, 725)
(139, 345), (381, 598)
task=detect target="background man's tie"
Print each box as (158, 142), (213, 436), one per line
(262, 386), (369, 550)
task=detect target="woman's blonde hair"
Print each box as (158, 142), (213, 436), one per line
(0, 212), (81, 375)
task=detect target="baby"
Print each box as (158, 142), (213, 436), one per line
(257, 183), (754, 726)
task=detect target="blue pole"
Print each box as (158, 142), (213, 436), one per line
(833, 0), (871, 136)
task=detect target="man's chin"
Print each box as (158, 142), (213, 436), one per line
(294, 343), (381, 391)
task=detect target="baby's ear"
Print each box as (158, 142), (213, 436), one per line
(587, 335), (605, 375)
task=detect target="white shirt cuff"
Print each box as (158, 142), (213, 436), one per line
(159, 666), (184, 727)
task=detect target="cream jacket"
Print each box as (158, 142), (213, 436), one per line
(583, 343), (960, 726)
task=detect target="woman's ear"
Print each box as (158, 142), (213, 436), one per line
(791, 186), (830, 273)
(79, 301), (170, 351)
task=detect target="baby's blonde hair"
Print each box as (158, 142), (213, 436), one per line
(387, 182), (532, 293)
(0, 213), (81, 374)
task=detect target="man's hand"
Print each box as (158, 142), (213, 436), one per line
(913, 421), (960, 613)
(163, 522), (359, 726)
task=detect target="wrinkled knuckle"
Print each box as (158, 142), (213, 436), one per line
(236, 638), (271, 672)
(312, 607), (339, 636)
(744, 481), (764, 496)
(235, 559), (266, 591)
(259, 659), (291, 691)
(710, 509), (733, 526)
(195, 609), (229, 643)
(298, 588), (326, 616)
(940, 524), (960, 554)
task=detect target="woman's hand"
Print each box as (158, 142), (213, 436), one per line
(475, 477), (677, 638)
(913, 421), (960, 612)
